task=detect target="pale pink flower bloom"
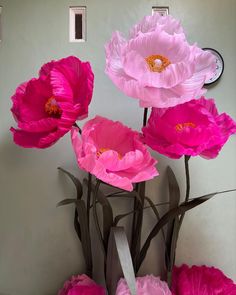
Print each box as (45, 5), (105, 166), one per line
(116, 275), (172, 295)
(142, 97), (236, 159)
(105, 14), (216, 108)
(71, 116), (158, 191)
(172, 265), (236, 295)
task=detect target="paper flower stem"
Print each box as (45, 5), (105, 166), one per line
(179, 155), (191, 226)
(87, 173), (92, 225)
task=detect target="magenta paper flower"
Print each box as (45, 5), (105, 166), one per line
(116, 275), (172, 295)
(172, 265), (236, 295)
(71, 116), (158, 191)
(11, 56), (94, 148)
(105, 14), (216, 108)
(142, 97), (236, 159)
(58, 274), (105, 295)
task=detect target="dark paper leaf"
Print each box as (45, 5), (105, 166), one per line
(57, 198), (77, 207)
(58, 167), (83, 199)
(107, 191), (142, 202)
(137, 190), (235, 271)
(76, 199), (93, 276)
(85, 179), (114, 252)
(106, 227), (136, 295)
(144, 196), (166, 243)
(165, 166), (181, 271)
(130, 182), (145, 273)
(113, 211), (133, 226)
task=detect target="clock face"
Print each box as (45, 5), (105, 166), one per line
(203, 48), (224, 85)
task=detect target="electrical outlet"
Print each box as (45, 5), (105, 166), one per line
(69, 6), (86, 42)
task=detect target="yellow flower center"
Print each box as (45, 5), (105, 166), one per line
(145, 54), (171, 72)
(175, 122), (196, 132)
(45, 97), (62, 117)
(96, 148), (122, 159)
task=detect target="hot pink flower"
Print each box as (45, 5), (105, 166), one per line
(71, 116), (158, 191)
(116, 275), (172, 295)
(105, 14), (216, 108)
(57, 274), (105, 295)
(172, 265), (236, 295)
(142, 97), (236, 159)
(11, 56), (94, 148)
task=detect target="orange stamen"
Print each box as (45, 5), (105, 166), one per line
(96, 148), (122, 159)
(175, 122), (196, 132)
(45, 97), (62, 117)
(145, 54), (171, 72)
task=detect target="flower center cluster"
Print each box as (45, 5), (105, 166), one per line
(145, 54), (171, 73)
(96, 148), (122, 159)
(45, 97), (62, 117)
(175, 122), (196, 132)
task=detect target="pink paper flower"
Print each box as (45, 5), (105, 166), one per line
(172, 265), (236, 295)
(11, 56), (94, 148)
(105, 14), (216, 108)
(142, 97), (236, 159)
(71, 116), (158, 191)
(58, 274), (105, 295)
(116, 275), (172, 295)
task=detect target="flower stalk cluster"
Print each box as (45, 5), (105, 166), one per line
(10, 12), (236, 295)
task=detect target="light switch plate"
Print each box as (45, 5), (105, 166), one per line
(152, 6), (169, 16)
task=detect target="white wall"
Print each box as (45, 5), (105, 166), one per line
(0, 0), (235, 294)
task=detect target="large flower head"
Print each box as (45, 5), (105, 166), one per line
(172, 265), (236, 295)
(58, 274), (105, 295)
(105, 14), (216, 108)
(71, 116), (158, 191)
(116, 275), (172, 295)
(142, 97), (236, 159)
(11, 56), (94, 148)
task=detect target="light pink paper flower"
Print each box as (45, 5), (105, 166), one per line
(11, 56), (94, 148)
(105, 14), (216, 108)
(71, 116), (158, 191)
(129, 13), (185, 38)
(142, 97), (236, 159)
(116, 275), (172, 295)
(58, 274), (105, 295)
(172, 265), (236, 295)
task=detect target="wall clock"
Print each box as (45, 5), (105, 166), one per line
(203, 48), (224, 85)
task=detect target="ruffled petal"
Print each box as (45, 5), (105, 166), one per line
(11, 78), (52, 122)
(129, 13), (185, 38)
(17, 117), (58, 132)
